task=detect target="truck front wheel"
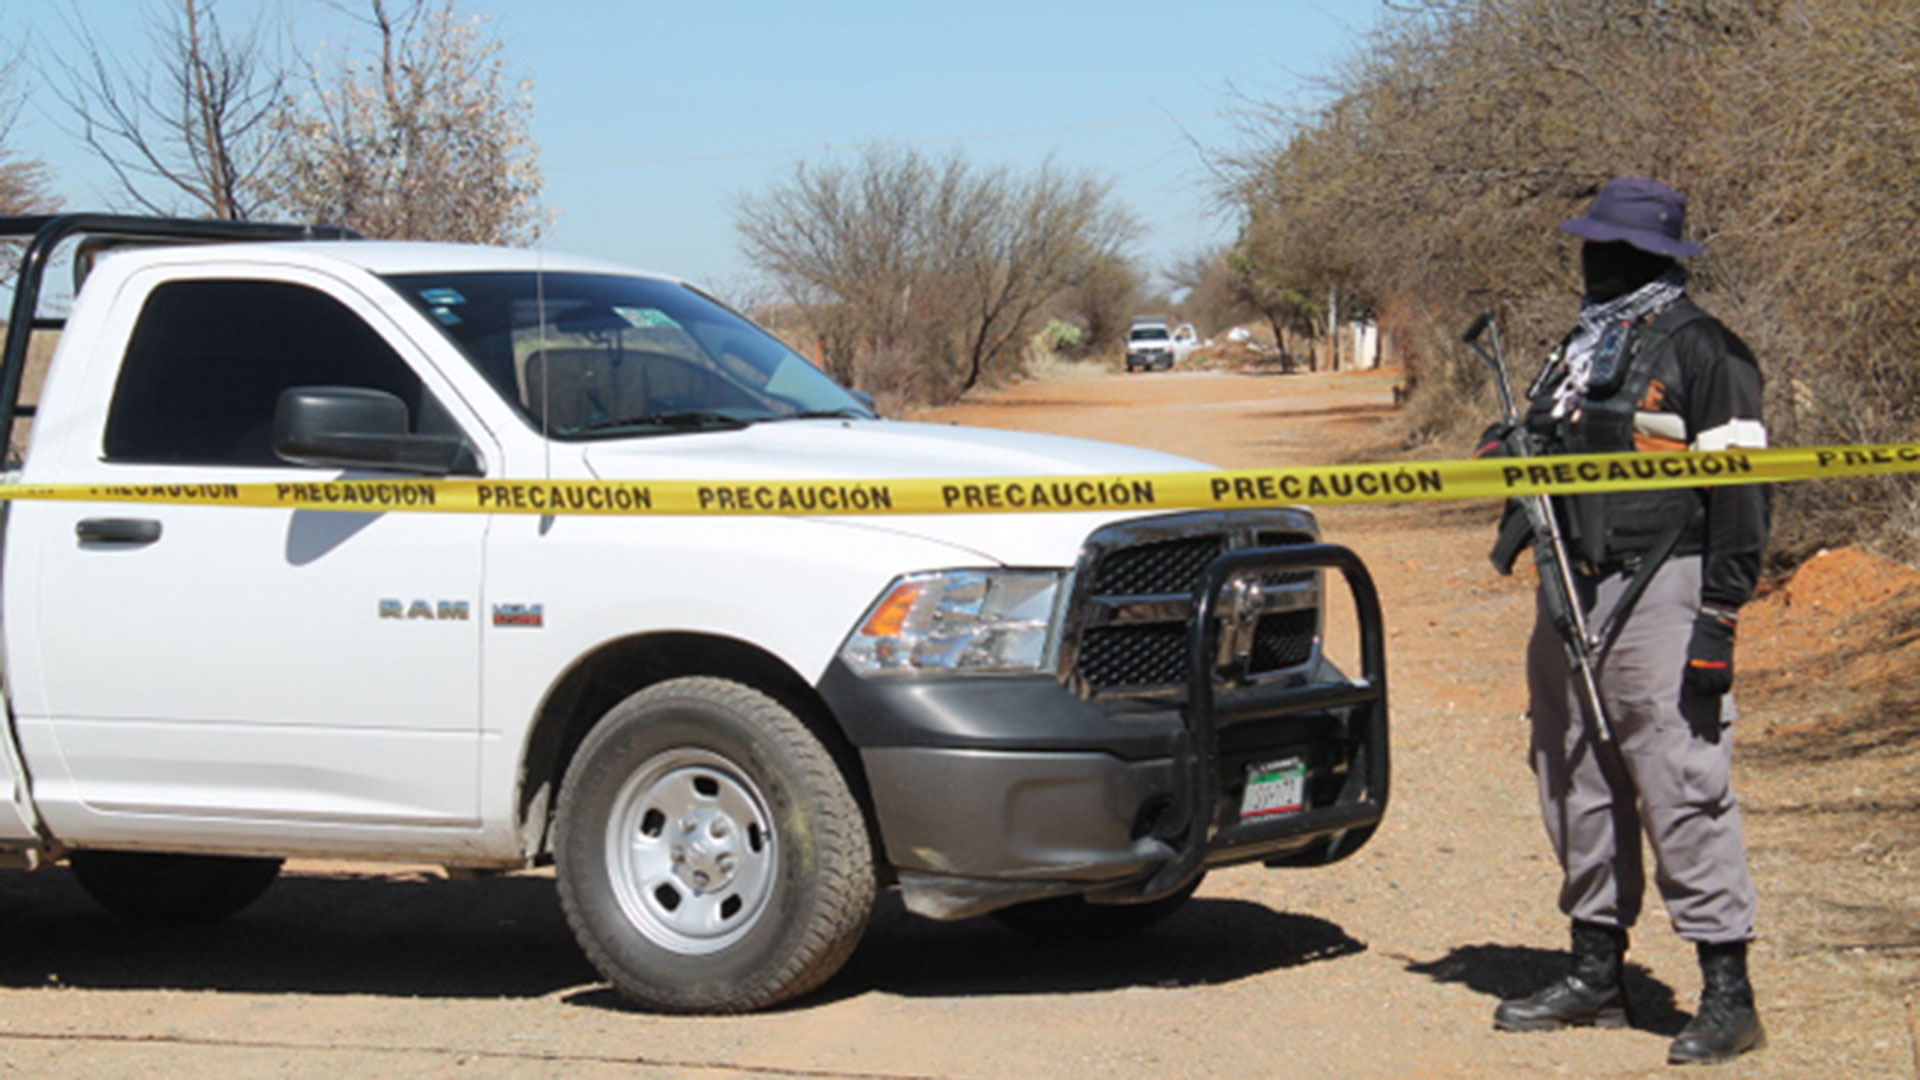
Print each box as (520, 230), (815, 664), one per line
(554, 677), (875, 1013)
(68, 851), (283, 924)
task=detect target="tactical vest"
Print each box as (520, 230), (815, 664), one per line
(1535, 300), (1710, 566)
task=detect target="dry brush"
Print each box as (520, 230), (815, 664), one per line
(1223, 0), (1919, 565)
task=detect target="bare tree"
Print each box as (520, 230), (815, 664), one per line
(939, 163), (1139, 395)
(1219, 0), (1919, 562)
(263, 0), (543, 243)
(1165, 249), (1251, 339)
(0, 48), (53, 215)
(737, 149), (934, 370)
(737, 146), (1138, 405)
(0, 145), (51, 218)
(1059, 250), (1143, 354)
(47, 0), (284, 218)
(0, 47), (57, 288)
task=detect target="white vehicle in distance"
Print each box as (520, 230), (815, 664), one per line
(1171, 323), (1200, 363)
(1126, 318), (1174, 372)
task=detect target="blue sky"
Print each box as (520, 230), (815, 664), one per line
(14, 1), (1386, 294)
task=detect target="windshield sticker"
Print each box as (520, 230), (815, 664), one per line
(419, 287), (466, 306)
(432, 307), (463, 326)
(614, 306), (682, 330)
(763, 355), (819, 401)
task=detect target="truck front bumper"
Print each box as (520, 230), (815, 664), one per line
(818, 543), (1389, 920)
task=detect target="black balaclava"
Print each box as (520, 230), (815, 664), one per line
(1580, 240), (1675, 303)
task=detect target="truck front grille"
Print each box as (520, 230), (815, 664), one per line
(1089, 536), (1220, 595)
(1065, 512), (1322, 699)
(1252, 610), (1318, 669)
(1078, 623), (1188, 688)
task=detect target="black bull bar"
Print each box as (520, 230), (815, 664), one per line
(1134, 541), (1390, 902)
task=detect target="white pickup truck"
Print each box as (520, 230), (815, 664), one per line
(1125, 318), (1175, 372)
(0, 215), (1389, 1013)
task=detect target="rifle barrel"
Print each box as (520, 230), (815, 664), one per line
(1465, 310), (1615, 744)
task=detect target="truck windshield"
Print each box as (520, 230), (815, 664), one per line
(384, 272), (872, 438)
(1130, 328), (1169, 342)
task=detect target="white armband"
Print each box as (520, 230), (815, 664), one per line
(1692, 419), (1769, 451)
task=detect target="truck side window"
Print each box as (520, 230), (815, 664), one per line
(104, 279), (451, 466)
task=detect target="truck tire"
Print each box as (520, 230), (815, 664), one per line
(990, 874), (1203, 940)
(68, 851), (283, 925)
(554, 676), (875, 1013)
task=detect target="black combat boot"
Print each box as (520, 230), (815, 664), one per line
(1494, 920), (1632, 1031)
(1668, 941), (1764, 1065)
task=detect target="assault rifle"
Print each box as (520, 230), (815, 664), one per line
(1461, 311), (1616, 744)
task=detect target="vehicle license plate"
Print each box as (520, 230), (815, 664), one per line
(1240, 757), (1307, 820)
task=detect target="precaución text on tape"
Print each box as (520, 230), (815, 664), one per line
(0, 442), (1915, 517)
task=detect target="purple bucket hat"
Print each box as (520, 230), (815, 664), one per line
(1558, 178), (1706, 258)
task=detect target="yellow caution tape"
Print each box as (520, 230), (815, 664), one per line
(0, 443), (1914, 516)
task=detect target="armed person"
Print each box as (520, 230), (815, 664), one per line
(1475, 178), (1769, 1066)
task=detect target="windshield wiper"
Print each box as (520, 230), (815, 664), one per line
(557, 410), (753, 436)
(761, 408), (871, 422)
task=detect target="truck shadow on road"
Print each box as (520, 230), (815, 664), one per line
(0, 867), (597, 998)
(805, 894), (1366, 1004)
(0, 869), (1363, 1009)
(1400, 944), (1689, 1036)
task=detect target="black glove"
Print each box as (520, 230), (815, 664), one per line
(1473, 421), (1513, 459)
(1684, 604), (1739, 696)
(1488, 498), (1533, 574)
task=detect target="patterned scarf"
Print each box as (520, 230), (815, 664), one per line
(1548, 266), (1688, 419)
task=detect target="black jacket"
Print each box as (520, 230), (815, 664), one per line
(1522, 298), (1771, 609)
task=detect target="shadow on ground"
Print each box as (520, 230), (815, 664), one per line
(810, 893), (1364, 1004)
(0, 869), (1363, 1011)
(0, 867), (594, 998)
(1400, 943), (1688, 1036)
(1747, 691), (1920, 763)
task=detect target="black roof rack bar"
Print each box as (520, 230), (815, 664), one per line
(1, 213), (358, 460)
(0, 212), (359, 245)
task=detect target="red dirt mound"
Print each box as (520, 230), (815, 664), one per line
(1743, 546), (1920, 743)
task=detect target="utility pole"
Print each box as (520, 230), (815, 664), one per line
(1327, 284), (1340, 372)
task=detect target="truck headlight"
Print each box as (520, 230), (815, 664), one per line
(840, 570), (1065, 675)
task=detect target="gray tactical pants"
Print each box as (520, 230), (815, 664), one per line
(1527, 554), (1758, 943)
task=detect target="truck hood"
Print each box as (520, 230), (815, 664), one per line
(581, 419), (1214, 566)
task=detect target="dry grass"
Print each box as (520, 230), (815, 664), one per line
(1021, 348), (1119, 382)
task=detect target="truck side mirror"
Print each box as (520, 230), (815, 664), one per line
(273, 386), (481, 476)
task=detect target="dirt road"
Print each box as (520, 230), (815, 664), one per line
(1, 368), (1913, 1079)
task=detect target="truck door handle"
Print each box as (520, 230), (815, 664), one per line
(76, 517), (163, 545)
